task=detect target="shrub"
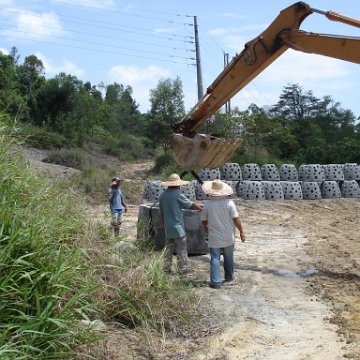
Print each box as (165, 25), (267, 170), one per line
(17, 124), (68, 150)
(102, 135), (153, 161)
(43, 148), (91, 170)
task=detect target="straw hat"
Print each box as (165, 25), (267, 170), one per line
(162, 173), (190, 187)
(202, 179), (233, 197)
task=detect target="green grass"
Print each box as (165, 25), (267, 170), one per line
(0, 126), (102, 358)
(0, 123), (201, 358)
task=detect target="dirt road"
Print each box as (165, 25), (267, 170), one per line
(112, 196), (359, 359)
(22, 148), (359, 359)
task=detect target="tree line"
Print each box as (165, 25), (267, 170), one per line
(1, 47), (359, 166)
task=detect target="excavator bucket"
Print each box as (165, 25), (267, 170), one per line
(171, 133), (242, 171)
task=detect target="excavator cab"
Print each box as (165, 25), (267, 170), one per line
(171, 2), (360, 171)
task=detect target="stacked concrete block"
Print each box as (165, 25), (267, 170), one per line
(340, 180), (360, 198)
(343, 163), (360, 181)
(199, 168), (221, 181)
(261, 164), (280, 181)
(194, 182), (211, 200)
(321, 181), (342, 198)
(324, 164), (344, 181)
(181, 181), (196, 201)
(279, 164), (298, 181)
(301, 182), (322, 199)
(221, 180), (237, 198)
(280, 181), (303, 200)
(143, 180), (165, 202)
(236, 180), (265, 200)
(221, 163), (242, 181)
(242, 163), (262, 181)
(298, 164), (325, 182)
(262, 181), (284, 200)
(195, 180), (236, 200)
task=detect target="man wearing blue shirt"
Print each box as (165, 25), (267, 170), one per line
(159, 173), (202, 274)
(108, 176), (128, 237)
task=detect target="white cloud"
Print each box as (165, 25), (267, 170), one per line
(261, 50), (349, 85)
(222, 50), (353, 111)
(49, 0), (115, 10)
(3, 10), (67, 41)
(153, 28), (174, 34)
(35, 52), (85, 78)
(0, 0), (14, 5)
(0, 48), (9, 54)
(108, 64), (171, 111)
(109, 64), (170, 86)
(208, 28), (227, 36)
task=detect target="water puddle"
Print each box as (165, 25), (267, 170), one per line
(273, 268), (319, 278)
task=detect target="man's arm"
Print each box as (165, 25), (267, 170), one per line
(120, 194), (128, 213)
(233, 217), (245, 242)
(108, 188), (114, 201)
(191, 202), (202, 211)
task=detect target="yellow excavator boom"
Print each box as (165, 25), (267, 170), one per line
(171, 2), (360, 171)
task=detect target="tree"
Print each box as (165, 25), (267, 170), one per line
(0, 51), (26, 122)
(147, 77), (185, 151)
(17, 55), (45, 95)
(270, 83), (320, 123)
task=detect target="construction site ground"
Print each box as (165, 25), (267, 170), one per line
(24, 149), (360, 359)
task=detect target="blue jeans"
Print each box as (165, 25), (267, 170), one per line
(209, 245), (234, 286)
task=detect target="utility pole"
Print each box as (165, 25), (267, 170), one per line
(194, 16), (204, 101)
(224, 52), (231, 115)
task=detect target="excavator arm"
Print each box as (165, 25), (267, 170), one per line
(171, 2), (360, 171)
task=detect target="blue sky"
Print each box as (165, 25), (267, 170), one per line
(1, 0), (360, 117)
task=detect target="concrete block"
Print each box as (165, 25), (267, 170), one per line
(279, 164), (298, 181)
(180, 181), (196, 201)
(143, 180), (165, 202)
(221, 163), (242, 180)
(321, 181), (341, 198)
(236, 180), (265, 200)
(262, 181), (284, 200)
(137, 204), (208, 255)
(341, 180), (360, 198)
(261, 164), (280, 181)
(199, 168), (221, 181)
(301, 181), (322, 199)
(242, 163), (262, 181)
(280, 181), (303, 200)
(324, 164), (344, 181)
(298, 164), (325, 182)
(343, 163), (360, 181)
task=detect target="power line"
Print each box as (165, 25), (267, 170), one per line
(4, 35), (196, 65)
(50, 0), (194, 24)
(0, 27), (196, 61)
(2, 8), (194, 43)
(0, 19), (195, 54)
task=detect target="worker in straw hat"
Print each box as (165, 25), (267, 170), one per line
(159, 173), (202, 274)
(201, 179), (245, 289)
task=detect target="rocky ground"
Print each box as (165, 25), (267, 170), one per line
(22, 146), (360, 359)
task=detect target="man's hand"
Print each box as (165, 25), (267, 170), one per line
(240, 231), (246, 243)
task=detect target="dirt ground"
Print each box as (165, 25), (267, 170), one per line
(22, 147), (360, 359)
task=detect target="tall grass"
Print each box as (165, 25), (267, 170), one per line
(0, 127), (99, 358)
(0, 124), (201, 358)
